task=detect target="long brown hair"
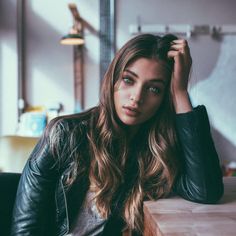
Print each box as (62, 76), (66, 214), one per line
(48, 34), (181, 234)
(87, 34), (181, 233)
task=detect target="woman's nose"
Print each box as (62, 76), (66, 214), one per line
(130, 87), (144, 104)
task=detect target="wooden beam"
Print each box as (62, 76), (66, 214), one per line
(73, 45), (84, 112)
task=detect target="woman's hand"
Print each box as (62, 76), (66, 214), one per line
(168, 39), (193, 113)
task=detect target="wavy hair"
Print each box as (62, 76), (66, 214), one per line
(87, 34), (181, 233)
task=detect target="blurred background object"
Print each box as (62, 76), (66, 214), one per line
(60, 3), (85, 45)
(0, 135), (39, 173)
(223, 161), (236, 177)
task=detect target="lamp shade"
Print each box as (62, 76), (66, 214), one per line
(60, 33), (85, 45)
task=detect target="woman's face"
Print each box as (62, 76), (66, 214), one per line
(114, 57), (170, 127)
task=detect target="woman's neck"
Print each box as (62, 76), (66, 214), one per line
(125, 125), (140, 142)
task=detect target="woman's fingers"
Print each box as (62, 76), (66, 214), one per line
(171, 39), (189, 48)
(167, 50), (185, 75)
(168, 38), (192, 94)
(169, 39), (192, 68)
(167, 50), (182, 58)
(168, 39), (193, 112)
(170, 40), (190, 53)
(167, 50), (187, 68)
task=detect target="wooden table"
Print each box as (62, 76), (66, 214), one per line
(143, 177), (236, 236)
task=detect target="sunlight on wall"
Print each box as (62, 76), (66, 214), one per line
(29, 68), (75, 112)
(30, 0), (100, 59)
(30, 0), (99, 33)
(190, 35), (236, 147)
(28, 0), (100, 111)
(30, 0), (71, 34)
(0, 42), (18, 135)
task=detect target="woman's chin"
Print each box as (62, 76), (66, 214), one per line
(119, 116), (142, 126)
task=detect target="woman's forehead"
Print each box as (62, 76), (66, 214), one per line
(124, 58), (171, 78)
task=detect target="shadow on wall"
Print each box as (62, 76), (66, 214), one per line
(190, 35), (236, 164)
(25, 1), (100, 111)
(0, 0), (73, 106)
(25, 1), (74, 103)
(211, 128), (236, 165)
(0, 0), (16, 31)
(0, 0), (16, 117)
(188, 35), (221, 87)
(0, 0), (18, 136)
(1, 0), (99, 112)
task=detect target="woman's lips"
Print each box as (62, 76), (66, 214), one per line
(123, 106), (141, 117)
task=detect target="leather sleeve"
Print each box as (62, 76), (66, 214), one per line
(173, 105), (224, 203)
(10, 120), (61, 236)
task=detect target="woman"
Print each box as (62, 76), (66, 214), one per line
(11, 34), (223, 236)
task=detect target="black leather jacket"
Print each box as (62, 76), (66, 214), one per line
(11, 106), (224, 236)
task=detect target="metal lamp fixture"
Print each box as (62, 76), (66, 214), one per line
(60, 3), (84, 45)
(60, 3), (85, 112)
(60, 3), (99, 112)
(60, 27), (84, 45)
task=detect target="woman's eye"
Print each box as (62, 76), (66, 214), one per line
(148, 87), (161, 94)
(123, 77), (133, 84)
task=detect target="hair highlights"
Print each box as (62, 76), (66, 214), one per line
(88, 34), (181, 233)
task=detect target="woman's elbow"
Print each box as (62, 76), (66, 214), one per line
(205, 181), (224, 204)
(195, 180), (224, 204)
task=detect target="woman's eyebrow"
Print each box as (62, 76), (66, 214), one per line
(124, 69), (166, 85)
(124, 69), (138, 78)
(148, 79), (166, 85)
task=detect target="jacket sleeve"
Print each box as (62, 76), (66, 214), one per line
(10, 120), (62, 236)
(173, 105), (224, 204)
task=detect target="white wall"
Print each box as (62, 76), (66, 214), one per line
(0, 0), (18, 135)
(116, 0), (236, 163)
(25, 0), (100, 112)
